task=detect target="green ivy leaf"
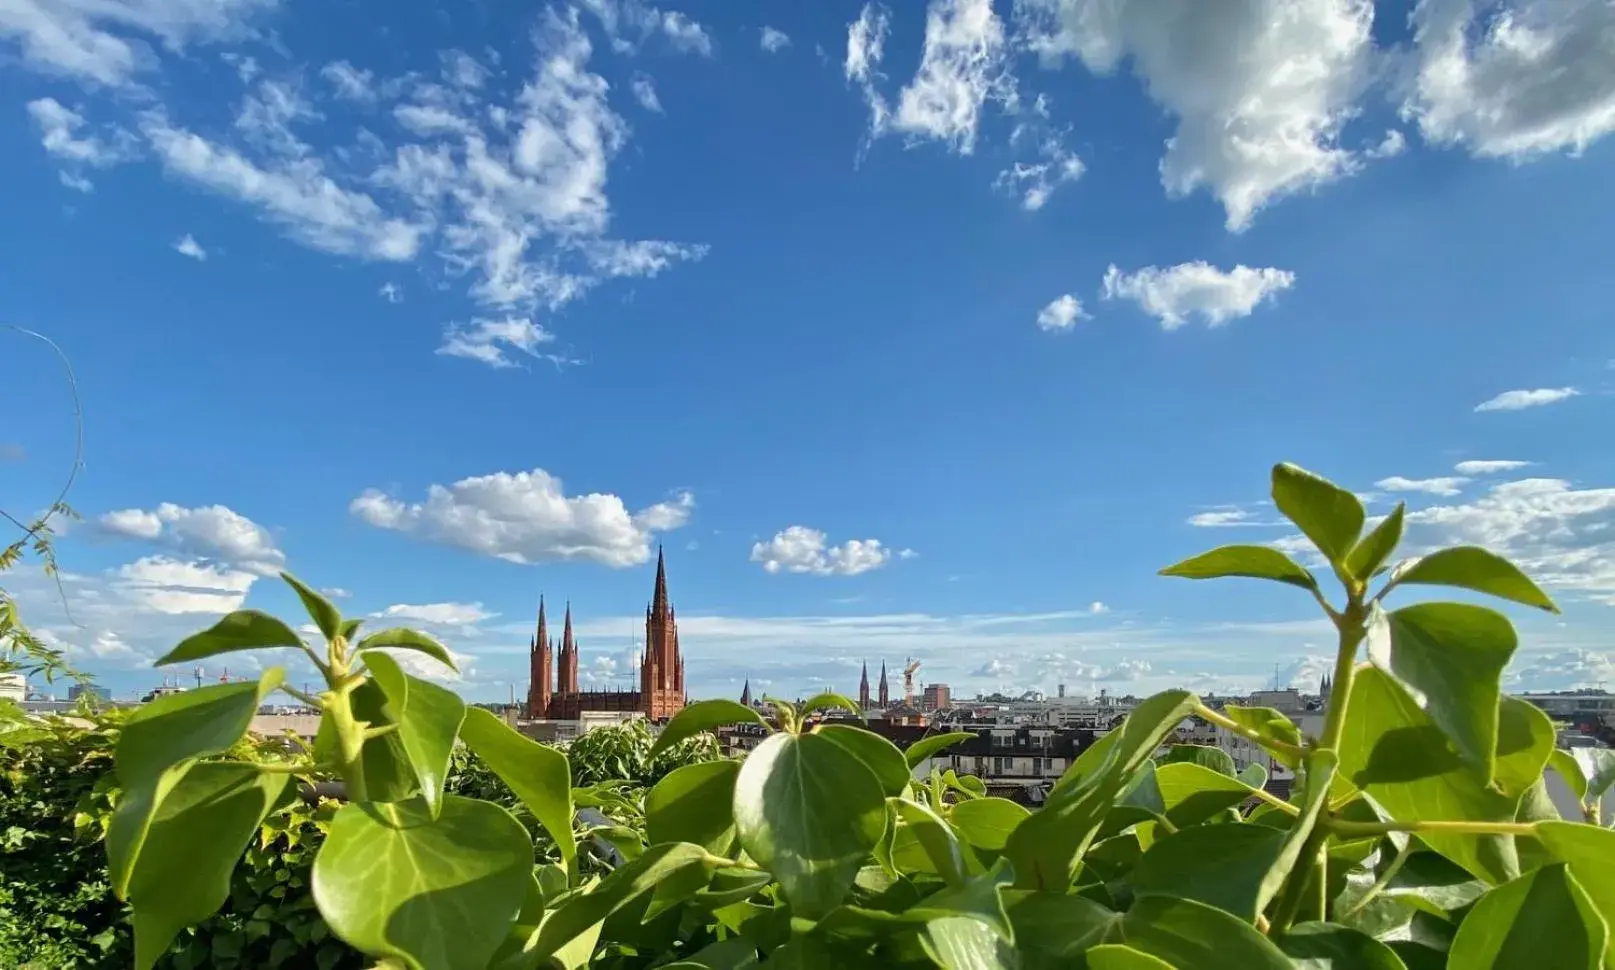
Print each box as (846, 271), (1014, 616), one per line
(733, 732), (886, 917)
(364, 652), (466, 818)
(1130, 823), (1286, 921)
(1221, 705), (1304, 768)
(949, 797), (1030, 851)
(650, 700), (769, 759)
(904, 731), (977, 769)
(1374, 603), (1516, 780)
(1087, 945), (1176, 970)
(280, 573), (344, 640)
(1277, 922), (1409, 970)
(156, 612), (303, 665)
(1392, 547), (1559, 613)
(893, 797), (976, 888)
(1537, 822), (1615, 963)
(458, 707), (577, 881)
(1448, 863), (1605, 970)
(355, 628), (456, 672)
(1150, 761), (1254, 828)
(1493, 697), (1556, 801)
(1009, 894), (1290, 970)
(1338, 668), (1521, 884)
(1160, 744), (1237, 777)
(1158, 545), (1318, 591)
(1548, 749), (1588, 803)
(314, 681), (418, 802)
(311, 795), (532, 970)
(646, 760), (740, 855)
(799, 692), (861, 717)
(123, 763), (290, 970)
(816, 724), (910, 796)
(1346, 504), (1407, 584)
(529, 843), (711, 961)
(659, 937), (760, 969)
(919, 916), (1016, 969)
(1271, 462), (1365, 566)
(1006, 690), (1196, 890)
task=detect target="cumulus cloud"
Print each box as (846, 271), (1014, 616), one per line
(351, 467), (693, 567)
(1036, 293), (1086, 331)
(173, 233), (207, 260)
(377, 602), (495, 626)
(1188, 508), (1269, 527)
(113, 556), (258, 614)
(1474, 387), (1581, 412)
(888, 0), (1012, 153)
(1403, 0), (1615, 160)
(1455, 459), (1533, 475)
(1100, 262), (1296, 329)
(98, 502), (285, 575)
(760, 26), (791, 53)
(750, 526), (897, 576)
(1375, 475), (1470, 496)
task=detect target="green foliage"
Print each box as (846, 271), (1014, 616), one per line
(7, 464), (1612, 970)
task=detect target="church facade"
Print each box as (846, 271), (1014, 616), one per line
(525, 548), (687, 722)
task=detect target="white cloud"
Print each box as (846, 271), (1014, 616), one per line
(321, 587), (353, 599)
(437, 316), (556, 368)
(1375, 475), (1470, 496)
(1474, 387), (1581, 412)
(760, 26), (791, 53)
(1367, 128), (1407, 158)
(846, 3), (892, 131)
(350, 467), (693, 567)
(1455, 459), (1533, 475)
(321, 60), (376, 102)
(578, 0), (714, 56)
(0, 0), (274, 85)
(882, 0), (1012, 153)
(996, 135), (1084, 209)
(1188, 508), (1265, 527)
(1036, 293), (1086, 331)
(1101, 262), (1296, 329)
(1404, 0), (1615, 160)
(27, 97), (135, 189)
(1089, 601), (1109, 615)
(377, 602), (494, 626)
(141, 111), (424, 261)
(630, 73), (663, 113)
(114, 556), (258, 614)
(98, 502), (285, 575)
(1509, 649), (1615, 691)
(173, 233), (207, 260)
(378, 282), (403, 303)
(1017, 0), (1376, 231)
(751, 526), (896, 577)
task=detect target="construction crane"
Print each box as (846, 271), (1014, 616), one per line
(903, 659), (921, 707)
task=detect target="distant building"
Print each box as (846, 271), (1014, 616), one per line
(921, 683), (951, 711)
(68, 683), (111, 703)
(0, 672), (25, 703)
(525, 549), (687, 723)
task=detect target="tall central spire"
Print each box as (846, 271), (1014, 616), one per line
(651, 545), (670, 619)
(558, 601), (579, 693)
(859, 660), (871, 710)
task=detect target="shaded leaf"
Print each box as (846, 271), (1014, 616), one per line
(1272, 462), (1365, 565)
(1393, 546), (1558, 613)
(356, 628), (456, 671)
(733, 732), (886, 917)
(1493, 697), (1557, 800)
(156, 612), (302, 666)
(920, 916), (1015, 970)
(1548, 749), (1588, 802)
(1088, 945), (1176, 970)
(1537, 822), (1615, 962)
(1131, 823), (1286, 921)
(459, 707), (577, 879)
(646, 760), (740, 855)
(1222, 704), (1304, 768)
(816, 724), (910, 796)
(1152, 762), (1256, 827)
(893, 797), (975, 888)
(1449, 863), (1604, 970)
(651, 700), (768, 758)
(311, 795), (533, 970)
(1278, 922), (1409, 970)
(1158, 544), (1318, 591)
(366, 651), (465, 817)
(1239, 762), (1269, 789)
(281, 572), (343, 640)
(530, 843), (710, 961)
(1346, 504), (1406, 583)
(1126, 895), (1293, 970)
(1160, 744), (1237, 777)
(904, 731), (978, 769)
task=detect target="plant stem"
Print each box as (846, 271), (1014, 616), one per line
(280, 685), (323, 708)
(1192, 703), (1306, 762)
(1318, 599), (1366, 754)
(323, 684), (369, 803)
(1246, 784), (1301, 817)
(1339, 839), (1414, 920)
(255, 761), (318, 775)
(1325, 818), (1538, 838)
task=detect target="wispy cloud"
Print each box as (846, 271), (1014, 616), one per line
(1474, 387), (1580, 412)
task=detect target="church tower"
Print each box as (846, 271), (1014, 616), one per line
(740, 679), (752, 706)
(526, 597), (552, 718)
(558, 603), (579, 693)
(640, 547), (685, 720)
(878, 661), (889, 708)
(859, 661), (871, 710)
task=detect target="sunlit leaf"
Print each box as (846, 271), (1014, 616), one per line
(816, 724), (910, 796)
(949, 798), (1030, 852)
(356, 628), (457, 671)
(1346, 504), (1406, 584)
(651, 700), (768, 759)
(458, 707), (577, 880)
(1158, 544), (1318, 591)
(1271, 463), (1365, 566)
(904, 731), (977, 769)
(365, 651), (465, 817)
(646, 760), (740, 856)
(155, 612), (302, 665)
(281, 572), (343, 640)
(1392, 547), (1558, 613)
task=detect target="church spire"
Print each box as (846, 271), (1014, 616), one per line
(536, 595), (549, 649)
(527, 595), (552, 718)
(740, 678), (752, 707)
(877, 660), (889, 708)
(558, 601), (579, 693)
(859, 660), (871, 710)
(651, 545), (670, 620)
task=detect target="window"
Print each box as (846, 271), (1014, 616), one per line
(1033, 757), (1044, 775)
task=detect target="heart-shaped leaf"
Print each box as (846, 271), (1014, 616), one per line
(1159, 544), (1318, 591)
(365, 651), (466, 817)
(1372, 602), (1516, 780)
(459, 707), (577, 879)
(949, 797), (1030, 851)
(1131, 823), (1287, 921)
(647, 760), (740, 855)
(281, 572), (343, 640)
(356, 627), (456, 671)
(651, 699), (769, 759)
(1449, 863), (1605, 970)
(817, 724), (910, 796)
(312, 795), (533, 970)
(733, 732), (886, 917)
(123, 763), (290, 970)
(1392, 546), (1558, 613)
(156, 612), (302, 665)
(1272, 463), (1365, 566)
(904, 731), (977, 769)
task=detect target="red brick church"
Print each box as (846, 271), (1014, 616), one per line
(525, 548), (687, 721)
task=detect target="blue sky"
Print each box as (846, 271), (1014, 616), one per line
(3, 0), (1614, 704)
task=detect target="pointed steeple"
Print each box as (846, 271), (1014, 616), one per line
(740, 678), (752, 707)
(877, 660), (889, 708)
(651, 545), (670, 619)
(527, 594), (553, 718)
(859, 660), (871, 710)
(558, 601), (579, 693)
(536, 595), (549, 649)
